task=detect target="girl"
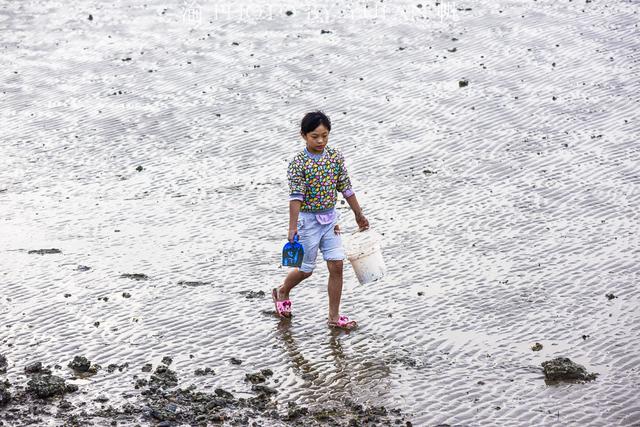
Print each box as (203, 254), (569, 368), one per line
(272, 111), (369, 330)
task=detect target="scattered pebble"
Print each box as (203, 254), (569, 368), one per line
(121, 273), (148, 281)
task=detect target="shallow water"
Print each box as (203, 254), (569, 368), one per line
(1, 0), (639, 425)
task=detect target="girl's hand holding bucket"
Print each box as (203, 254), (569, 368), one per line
(355, 211), (369, 231)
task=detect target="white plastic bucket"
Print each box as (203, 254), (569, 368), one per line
(344, 229), (386, 285)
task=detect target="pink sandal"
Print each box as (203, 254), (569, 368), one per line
(328, 315), (357, 330)
(272, 288), (291, 318)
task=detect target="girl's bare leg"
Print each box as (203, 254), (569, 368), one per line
(277, 269), (312, 300)
(326, 260), (344, 322)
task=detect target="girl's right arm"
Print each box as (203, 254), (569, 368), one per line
(288, 199), (302, 242)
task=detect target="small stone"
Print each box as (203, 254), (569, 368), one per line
(229, 357), (243, 365)
(245, 372), (266, 384)
(68, 356), (92, 373)
(161, 356), (173, 366)
(122, 292), (131, 298)
(0, 380), (11, 406)
(252, 384), (277, 396)
(25, 361), (43, 374)
(605, 293), (616, 300)
(88, 14), (93, 20)
(531, 342), (543, 351)
(136, 165), (143, 172)
(194, 367), (215, 376)
(458, 79), (469, 88)
(142, 363), (153, 372)
(215, 388), (234, 399)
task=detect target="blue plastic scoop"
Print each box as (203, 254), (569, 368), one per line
(282, 234), (304, 267)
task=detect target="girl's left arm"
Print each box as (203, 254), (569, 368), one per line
(345, 193), (369, 231)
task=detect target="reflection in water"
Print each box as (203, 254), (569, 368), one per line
(274, 318), (392, 410)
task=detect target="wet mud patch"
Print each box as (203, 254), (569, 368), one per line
(0, 354), (414, 426)
(27, 248), (62, 255)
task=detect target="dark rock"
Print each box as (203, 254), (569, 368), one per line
(122, 292), (132, 298)
(107, 362), (129, 373)
(161, 356), (173, 366)
(27, 374), (77, 398)
(0, 354), (6, 374)
(252, 384), (277, 396)
(458, 79), (469, 87)
(284, 401), (309, 420)
(541, 357), (598, 381)
(142, 363), (153, 372)
(76, 265), (91, 271)
(28, 248), (62, 255)
(285, 10), (293, 16)
(605, 293), (617, 300)
(261, 368), (273, 377)
(88, 14), (93, 20)
(121, 273), (148, 280)
(531, 342), (543, 351)
(136, 165), (143, 172)
(245, 372), (266, 384)
(0, 380), (10, 406)
(149, 365), (178, 390)
(58, 399), (74, 410)
(135, 378), (148, 389)
(214, 388), (234, 399)
(68, 356), (91, 372)
(229, 357), (242, 365)
(25, 361), (44, 374)
(64, 293), (72, 298)
(194, 367), (215, 376)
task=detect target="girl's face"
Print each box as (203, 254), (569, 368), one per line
(301, 124), (329, 154)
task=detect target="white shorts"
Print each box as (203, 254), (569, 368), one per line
(297, 211), (346, 273)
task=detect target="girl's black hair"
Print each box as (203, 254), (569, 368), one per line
(300, 110), (331, 135)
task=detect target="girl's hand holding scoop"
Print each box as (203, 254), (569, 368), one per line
(288, 228), (298, 243)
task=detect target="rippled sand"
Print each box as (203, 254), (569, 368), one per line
(1, 0), (639, 425)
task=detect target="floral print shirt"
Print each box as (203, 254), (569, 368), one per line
(287, 146), (353, 213)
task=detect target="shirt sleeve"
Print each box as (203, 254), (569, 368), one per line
(289, 193), (304, 201)
(287, 156), (306, 196)
(342, 188), (354, 198)
(335, 150), (353, 193)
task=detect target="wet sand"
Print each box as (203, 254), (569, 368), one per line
(1, 0), (639, 425)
